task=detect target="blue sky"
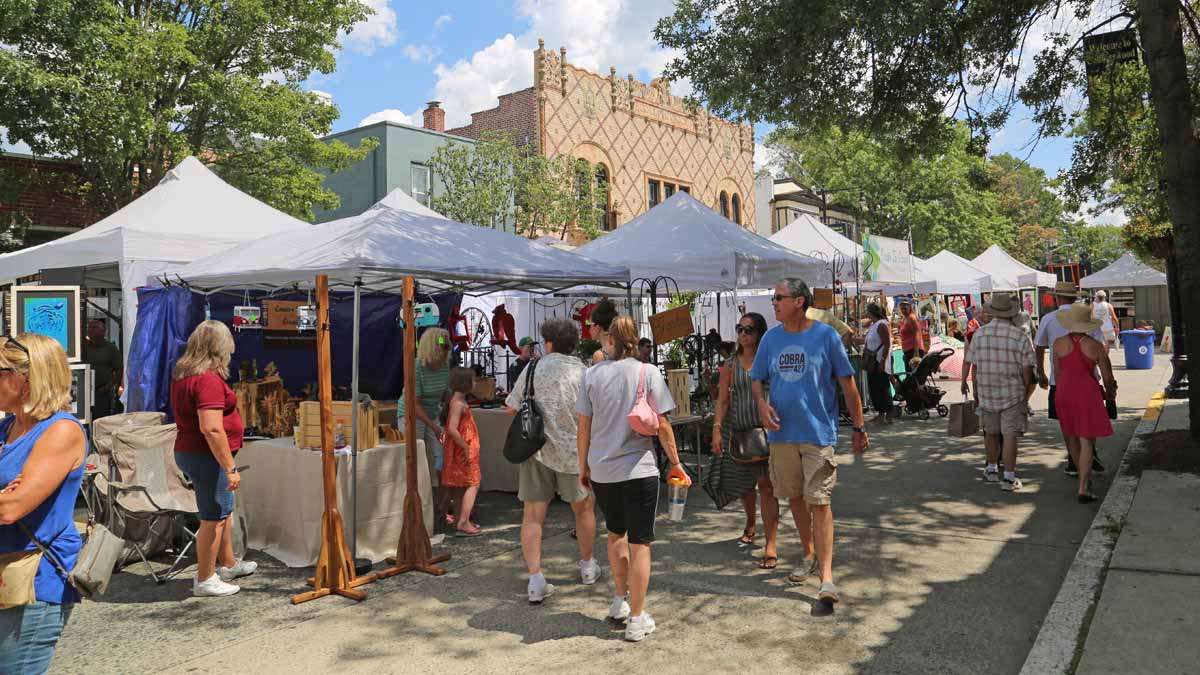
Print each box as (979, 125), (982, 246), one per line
(3, 0), (1119, 224)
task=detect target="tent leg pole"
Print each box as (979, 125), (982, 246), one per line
(351, 280), (361, 569)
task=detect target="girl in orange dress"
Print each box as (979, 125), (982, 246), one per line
(439, 368), (482, 536)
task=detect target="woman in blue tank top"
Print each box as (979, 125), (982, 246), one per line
(0, 334), (87, 674)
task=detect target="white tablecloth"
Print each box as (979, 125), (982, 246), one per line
(237, 438), (432, 567)
(474, 407), (519, 493)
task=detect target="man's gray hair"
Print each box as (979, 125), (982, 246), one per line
(780, 277), (814, 310)
(540, 317), (579, 355)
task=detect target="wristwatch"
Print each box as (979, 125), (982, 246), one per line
(852, 426), (866, 434)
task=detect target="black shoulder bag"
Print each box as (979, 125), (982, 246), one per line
(503, 358), (547, 463)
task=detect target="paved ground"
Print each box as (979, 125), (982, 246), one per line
(1075, 398), (1200, 675)
(52, 351), (1171, 674)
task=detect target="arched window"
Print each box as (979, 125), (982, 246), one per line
(719, 191), (730, 219)
(731, 193), (742, 225)
(595, 164), (612, 230)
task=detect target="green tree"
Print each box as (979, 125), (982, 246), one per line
(0, 0), (375, 220)
(428, 132), (609, 239)
(768, 123), (1009, 257)
(658, 0), (1200, 432)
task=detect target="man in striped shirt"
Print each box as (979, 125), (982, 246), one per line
(961, 294), (1036, 491)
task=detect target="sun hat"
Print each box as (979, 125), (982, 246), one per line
(984, 293), (1020, 318)
(1051, 281), (1083, 298)
(1058, 302), (1103, 334)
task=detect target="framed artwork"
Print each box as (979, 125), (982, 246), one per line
(9, 286), (82, 362)
(68, 364), (94, 423)
(1021, 289), (1036, 317)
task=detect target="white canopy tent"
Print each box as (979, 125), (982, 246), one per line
(1079, 253), (1167, 288)
(971, 244), (1056, 289)
(922, 251), (995, 294)
(373, 187), (447, 220)
(169, 198), (630, 295)
(0, 156), (312, 363)
(573, 192), (827, 291)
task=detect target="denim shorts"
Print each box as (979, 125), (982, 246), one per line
(174, 451), (235, 521)
(0, 601), (74, 674)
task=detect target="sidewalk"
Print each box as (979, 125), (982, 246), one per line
(1075, 399), (1200, 674)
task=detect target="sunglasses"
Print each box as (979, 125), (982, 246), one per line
(771, 294), (796, 303)
(4, 336), (29, 358)
(734, 325), (757, 335)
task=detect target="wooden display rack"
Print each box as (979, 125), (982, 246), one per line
(290, 275), (382, 604)
(374, 276), (450, 579)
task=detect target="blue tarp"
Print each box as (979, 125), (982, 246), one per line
(127, 287), (460, 418)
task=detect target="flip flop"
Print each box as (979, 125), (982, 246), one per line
(455, 526), (483, 537)
(1077, 492), (1097, 504)
(757, 556), (778, 569)
(737, 528), (755, 546)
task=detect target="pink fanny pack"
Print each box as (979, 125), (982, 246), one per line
(628, 364), (660, 436)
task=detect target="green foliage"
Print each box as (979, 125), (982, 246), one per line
(768, 123), (1010, 257)
(427, 132), (609, 239)
(0, 0), (375, 220)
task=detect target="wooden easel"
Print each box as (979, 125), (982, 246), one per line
(291, 275), (382, 604)
(375, 276), (450, 579)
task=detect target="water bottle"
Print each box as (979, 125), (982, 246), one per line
(667, 476), (688, 521)
(334, 423), (346, 449)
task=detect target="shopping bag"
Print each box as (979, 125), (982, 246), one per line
(947, 399), (979, 437)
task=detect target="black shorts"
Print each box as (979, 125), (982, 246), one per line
(1048, 385), (1058, 420)
(591, 476), (659, 545)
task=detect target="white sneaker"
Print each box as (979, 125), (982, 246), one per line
(528, 578), (556, 605)
(193, 574), (240, 597)
(624, 613), (656, 642)
(607, 595), (631, 622)
(578, 559), (601, 585)
(218, 560), (258, 582)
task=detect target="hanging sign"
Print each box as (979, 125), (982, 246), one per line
(649, 304), (694, 344)
(862, 232), (912, 283)
(264, 300), (305, 330)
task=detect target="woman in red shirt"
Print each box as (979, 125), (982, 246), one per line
(171, 320), (254, 597)
(898, 301), (925, 373)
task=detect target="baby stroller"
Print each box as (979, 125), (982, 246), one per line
(892, 348), (955, 419)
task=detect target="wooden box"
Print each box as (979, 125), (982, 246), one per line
(471, 376), (497, 401)
(666, 369), (691, 417)
(297, 401), (378, 450)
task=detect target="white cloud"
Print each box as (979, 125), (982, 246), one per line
(754, 142), (782, 175)
(309, 90), (334, 106)
(343, 0), (398, 55)
(1077, 197), (1127, 227)
(430, 0), (688, 128)
(358, 108), (419, 127)
(402, 44), (435, 63)
(434, 14), (452, 30)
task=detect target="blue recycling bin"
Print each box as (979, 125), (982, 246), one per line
(1121, 329), (1156, 370)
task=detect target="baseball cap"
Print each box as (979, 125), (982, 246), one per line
(518, 337), (538, 347)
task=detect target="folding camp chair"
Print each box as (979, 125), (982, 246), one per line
(93, 423), (201, 584)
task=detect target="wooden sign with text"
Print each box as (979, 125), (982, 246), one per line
(649, 304), (694, 344)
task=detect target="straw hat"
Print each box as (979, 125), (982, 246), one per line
(984, 293), (1020, 318)
(1058, 302), (1103, 333)
(1051, 281), (1083, 298)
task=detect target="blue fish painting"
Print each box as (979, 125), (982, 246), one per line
(23, 297), (70, 352)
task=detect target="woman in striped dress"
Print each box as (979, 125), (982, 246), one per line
(711, 312), (779, 568)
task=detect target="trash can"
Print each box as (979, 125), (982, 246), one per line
(1121, 329), (1156, 370)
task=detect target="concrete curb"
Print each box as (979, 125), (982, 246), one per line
(1019, 393), (1166, 675)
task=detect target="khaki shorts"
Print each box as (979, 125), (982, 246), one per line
(981, 402), (1028, 436)
(518, 458), (589, 503)
(769, 443), (837, 505)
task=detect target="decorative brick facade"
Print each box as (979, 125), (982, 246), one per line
(0, 154), (102, 246)
(448, 88), (539, 148)
(448, 40), (755, 235)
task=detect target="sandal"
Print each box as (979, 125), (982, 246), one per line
(444, 514), (457, 526)
(757, 556), (778, 569)
(455, 524), (483, 537)
(737, 528), (756, 547)
(1077, 492), (1097, 504)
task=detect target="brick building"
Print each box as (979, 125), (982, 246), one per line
(0, 153), (102, 249)
(449, 39), (755, 234)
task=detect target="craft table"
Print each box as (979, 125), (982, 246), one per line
(237, 437), (431, 567)
(473, 406), (520, 493)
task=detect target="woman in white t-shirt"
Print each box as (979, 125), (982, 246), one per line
(861, 303), (893, 423)
(576, 315), (690, 642)
(1092, 291), (1119, 349)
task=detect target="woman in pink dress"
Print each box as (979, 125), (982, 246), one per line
(1052, 304), (1118, 503)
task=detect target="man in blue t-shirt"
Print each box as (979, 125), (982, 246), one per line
(750, 278), (868, 606)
